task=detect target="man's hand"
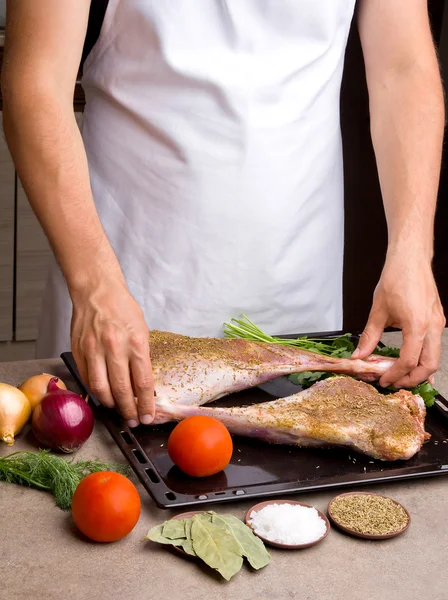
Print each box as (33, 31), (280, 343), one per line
(352, 256), (445, 389)
(355, 0), (445, 388)
(3, 2), (156, 426)
(71, 279), (155, 428)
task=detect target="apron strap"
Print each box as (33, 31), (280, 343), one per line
(80, 0), (109, 72)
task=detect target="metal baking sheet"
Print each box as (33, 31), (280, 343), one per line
(61, 332), (448, 509)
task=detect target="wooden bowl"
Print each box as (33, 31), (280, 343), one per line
(327, 492), (411, 540)
(245, 499), (330, 549)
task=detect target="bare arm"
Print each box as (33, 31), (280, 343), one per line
(352, 0), (446, 387)
(3, 1), (109, 288)
(2, 0), (155, 424)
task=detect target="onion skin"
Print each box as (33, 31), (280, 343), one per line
(32, 381), (94, 453)
(0, 383), (31, 445)
(19, 373), (66, 411)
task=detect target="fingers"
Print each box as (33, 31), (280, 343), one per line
(70, 285), (155, 427)
(72, 339), (113, 407)
(103, 329), (154, 427)
(86, 354), (115, 409)
(73, 323), (154, 427)
(352, 309), (387, 360)
(72, 350), (89, 390)
(379, 325), (424, 388)
(390, 323), (442, 389)
(106, 349), (139, 427)
(75, 331), (117, 410)
(130, 350), (155, 424)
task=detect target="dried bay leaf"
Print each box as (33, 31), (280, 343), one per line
(145, 512), (268, 578)
(180, 539), (195, 556)
(211, 513), (270, 570)
(145, 523), (186, 546)
(176, 512), (212, 555)
(162, 519), (187, 540)
(185, 519), (193, 539)
(145, 523), (165, 541)
(180, 517), (195, 556)
(148, 533), (186, 547)
(191, 514), (243, 581)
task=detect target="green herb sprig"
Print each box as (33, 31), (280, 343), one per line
(0, 450), (131, 510)
(224, 315), (438, 408)
(224, 315), (354, 357)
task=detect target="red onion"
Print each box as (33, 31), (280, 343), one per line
(32, 378), (94, 453)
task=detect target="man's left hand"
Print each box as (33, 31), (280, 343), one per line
(352, 256), (445, 388)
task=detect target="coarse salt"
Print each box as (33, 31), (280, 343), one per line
(249, 503), (327, 545)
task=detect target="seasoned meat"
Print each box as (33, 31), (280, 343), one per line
(155, 376), (428, 461)
(150, 330), (395, 409)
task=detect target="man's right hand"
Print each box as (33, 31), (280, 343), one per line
(71, 279), (155, 427)
(3, 2), (155, 426)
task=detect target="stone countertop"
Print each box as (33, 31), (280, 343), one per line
(1, 332), (448, 600)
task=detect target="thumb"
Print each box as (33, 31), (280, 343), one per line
(352, 312), (386, 359)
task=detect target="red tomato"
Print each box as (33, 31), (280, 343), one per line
(168, 416), (233, 477)
(71, 472), (141, 542)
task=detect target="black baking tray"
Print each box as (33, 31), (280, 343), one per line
(61, 332), (448, 509)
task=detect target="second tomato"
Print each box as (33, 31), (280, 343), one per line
(168, 416), (233, 477)
(72, 471), (141, 542)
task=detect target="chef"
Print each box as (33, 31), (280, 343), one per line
(2, 1), (445, 428)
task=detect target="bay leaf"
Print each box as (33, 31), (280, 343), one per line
(145, 523), (186, 547)
(191, 514), (243, 580)
(212, 513), (270, 570)
(162, 519), (187, 540)
(148, 533), (186, 547)
(180, 538), (195, 555)
(180, 517), (195, 556)
(182, 512), (213, 556)
(145, 523), (165, 541)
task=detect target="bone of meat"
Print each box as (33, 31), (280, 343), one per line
(154, 376), (429, 461)
(150, 330), (395, 409)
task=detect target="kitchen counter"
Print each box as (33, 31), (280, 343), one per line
(1, 331), (448, 600)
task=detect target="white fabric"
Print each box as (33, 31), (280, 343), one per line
(36, 0), (356, 358)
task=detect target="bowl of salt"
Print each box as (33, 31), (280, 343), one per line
(245, 499), (330, 549)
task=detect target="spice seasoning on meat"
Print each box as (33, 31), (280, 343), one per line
(329, 494), (409, 536)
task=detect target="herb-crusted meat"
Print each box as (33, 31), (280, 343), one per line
(155, 376), (428, 461)
(150, 330), (396, 413)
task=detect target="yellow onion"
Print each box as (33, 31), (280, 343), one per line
(0, 383), (31, 445)
(19, 373), (66, 411)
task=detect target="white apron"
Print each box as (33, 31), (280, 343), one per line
(36, 0), (356, 358)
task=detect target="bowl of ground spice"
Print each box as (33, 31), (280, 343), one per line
(327, 492), (411, 540)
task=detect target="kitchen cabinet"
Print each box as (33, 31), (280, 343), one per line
(15, 177), (52, 341)
(0, 115), (14, 341)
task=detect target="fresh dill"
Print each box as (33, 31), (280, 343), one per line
(0, 450), (131, 510)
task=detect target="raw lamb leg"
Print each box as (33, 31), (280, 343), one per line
(154, 376), (428, 461)
(150, 331), (396, 408)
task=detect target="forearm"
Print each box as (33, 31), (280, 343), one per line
(3, 84), (124, 294)
(369, 66), (444, 261)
